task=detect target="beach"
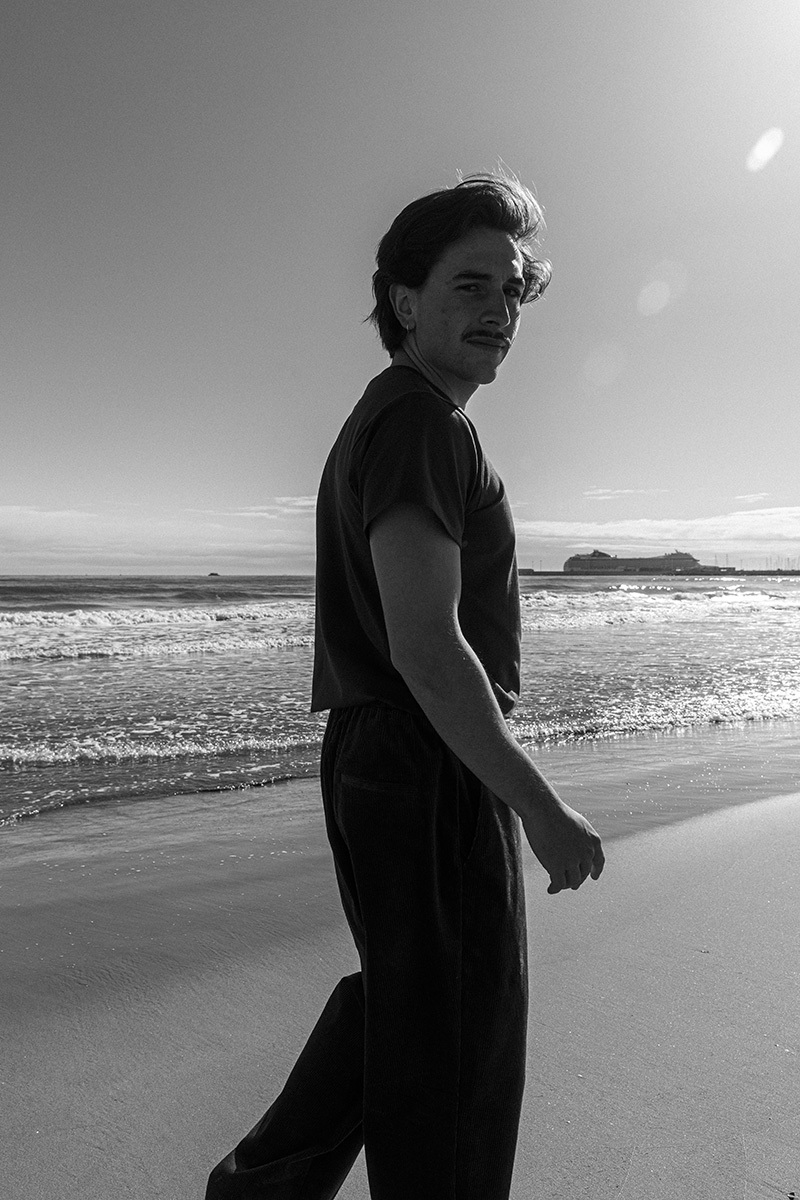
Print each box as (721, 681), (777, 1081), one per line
(3, 722), (799, 1200)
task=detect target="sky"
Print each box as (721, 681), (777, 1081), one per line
(2, 0), (799, 573)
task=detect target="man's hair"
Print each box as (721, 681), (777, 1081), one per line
(368, 171), (552, 354)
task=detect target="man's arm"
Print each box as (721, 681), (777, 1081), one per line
(369, 502), (604, 893)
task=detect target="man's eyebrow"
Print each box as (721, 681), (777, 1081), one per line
(450, 270), (525, 286)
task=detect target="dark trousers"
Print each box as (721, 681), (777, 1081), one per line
(206, 703), (528, 1200)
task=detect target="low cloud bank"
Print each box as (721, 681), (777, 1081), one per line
(3, 503), (798, 574)
(0, 501), (316, 574)
(514, 507), (800, 569)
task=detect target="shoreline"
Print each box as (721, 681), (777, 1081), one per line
(5, 714), (800, 847)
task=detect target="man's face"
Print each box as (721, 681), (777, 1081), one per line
(402, 226), (526, 396)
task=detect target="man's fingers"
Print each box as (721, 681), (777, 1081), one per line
(573, 858), (599, 889)
(549, 848), (605, 895)
(549, 866), (584, 893)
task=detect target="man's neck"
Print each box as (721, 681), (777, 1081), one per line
(390, 347), (477, 410)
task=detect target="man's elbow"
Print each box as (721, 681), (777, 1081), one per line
(387, 625), (464, 696)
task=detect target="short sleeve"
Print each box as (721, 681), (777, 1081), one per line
(353, 394), (478, 547)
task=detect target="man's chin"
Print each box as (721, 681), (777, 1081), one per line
(465, 347), (507, 385)
(470, 363), (502, 385)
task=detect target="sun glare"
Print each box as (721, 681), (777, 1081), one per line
(637, 281), (671, 317)
(637, 260), (687, 317)
(746, 127), (785, 172)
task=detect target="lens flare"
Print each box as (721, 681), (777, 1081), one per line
(746, 127), (784, 172)
(637, 260), (687, 317)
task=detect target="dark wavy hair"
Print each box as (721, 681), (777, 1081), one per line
(368, 172), (552, 354)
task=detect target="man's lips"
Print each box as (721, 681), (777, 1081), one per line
(464, 333), (510, 349)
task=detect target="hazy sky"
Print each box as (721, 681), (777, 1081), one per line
(3, 0), (799, 573)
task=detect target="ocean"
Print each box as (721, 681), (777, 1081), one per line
(3, 573), (800, 829)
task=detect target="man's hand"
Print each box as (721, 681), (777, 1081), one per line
(521, 799), (605, 894)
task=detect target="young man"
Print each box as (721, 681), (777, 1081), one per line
(206, 174), (604, 1200)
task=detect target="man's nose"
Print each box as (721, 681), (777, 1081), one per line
(481, 291), (513, 327)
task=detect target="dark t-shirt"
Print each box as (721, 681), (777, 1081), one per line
(311, 365), (521, 715)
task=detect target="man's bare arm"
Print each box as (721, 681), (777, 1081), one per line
(369, 502), (604, 893)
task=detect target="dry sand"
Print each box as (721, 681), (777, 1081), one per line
(2, 775), (798, 1199)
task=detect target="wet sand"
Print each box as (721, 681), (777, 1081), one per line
(2, 727), (799, 1198)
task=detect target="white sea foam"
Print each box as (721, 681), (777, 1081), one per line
(0, 634), (315, 662)
(3, 584), (797, 661)
(519, 584), (799, 631)
(0, 601), (316, 662)
(0, 730), (321, 768)
(0, 600), (313, 629)
(510, 687), (800, 745)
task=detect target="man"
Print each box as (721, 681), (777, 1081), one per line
(206, 173), (604, 1200)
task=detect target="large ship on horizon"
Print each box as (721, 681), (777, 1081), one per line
(563, 549), (719, 574)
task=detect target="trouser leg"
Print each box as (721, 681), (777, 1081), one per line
(206, 701), (528, 1200)
(323, 704), (528, 1200)
(205, 973), (365, 1200)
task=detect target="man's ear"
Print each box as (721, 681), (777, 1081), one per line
(389, 283), (417, 331)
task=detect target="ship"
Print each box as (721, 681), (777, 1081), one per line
(563, 549), (711, 574)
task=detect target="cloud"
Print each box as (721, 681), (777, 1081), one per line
(274, 496), (317, 508)
(183, 499), (316, 519)
(584, 487), (670, 501)
(746, 127), (784, 172)
(0, 500), (318, 573)
(513, 506), (800, 563)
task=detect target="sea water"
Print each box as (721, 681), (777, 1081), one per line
(2, 574), (800, 827)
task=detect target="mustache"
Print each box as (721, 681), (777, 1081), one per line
(463, 330), (511, 347)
